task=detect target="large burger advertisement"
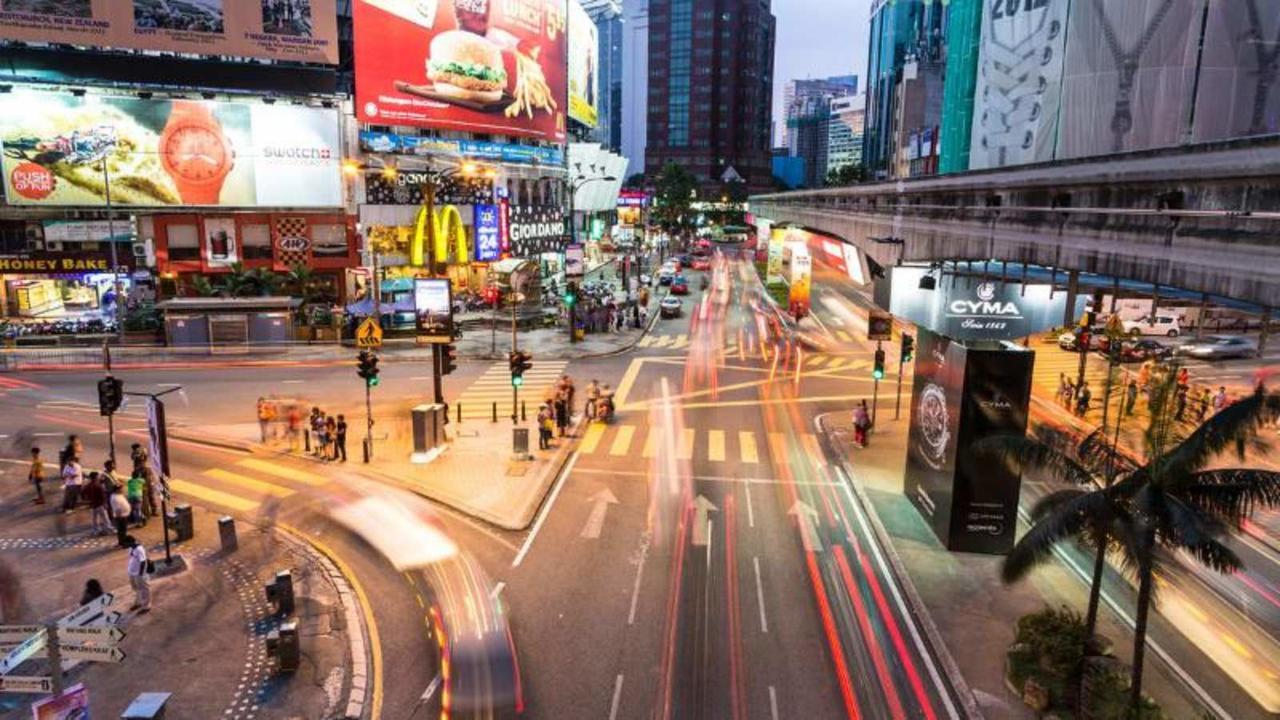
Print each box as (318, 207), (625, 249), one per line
(355, 0), (568, 142)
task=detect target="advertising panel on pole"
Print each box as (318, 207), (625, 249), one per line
(473, 204), (502, 262)
(788, 252), (812, 317)
(766, 227), (786, 283)
(0, 2), (337, 64)
(413, 278), (454, 344)
(564, 243), (585, 277)
(0, 90), (342, 208)
(567, 0), (599, 128)
(906, 328), (966, 543)
(354, 0), (568, 142)
(507, 205), (566, 257)
(968, 0), (1068, 170)
(146, 397), (171, 481)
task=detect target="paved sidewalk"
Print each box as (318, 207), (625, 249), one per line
(0, 480), (356, 720)
(816, 413), (1202, 720)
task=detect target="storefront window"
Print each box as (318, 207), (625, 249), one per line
(311, 223), (347, 258)
(168, 224), (200, 262)
(242, 223), (272, 260)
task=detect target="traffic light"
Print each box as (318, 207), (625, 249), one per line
(357, 350), (380, 387)
(508, 350), (532, 386)
(97, 376), (123, 416)
(900, 334), (915, 363)
(873, 348), (886, 380)
(441, 343), (459, 376)
(563, 281), (578, 307)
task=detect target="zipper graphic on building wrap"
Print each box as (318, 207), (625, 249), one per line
(1243, 0), (1280, 135)
(1092, 0), (1177, 153)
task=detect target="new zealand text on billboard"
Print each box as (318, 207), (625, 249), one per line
(0, 90), (342, 208)
(354, 0), (568, 142)
(0, 1), (337, 64)
(414, 278), (454, 344)
(567, 0), (599, 128)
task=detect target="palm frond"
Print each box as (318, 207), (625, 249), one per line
(973, 434), (1099, 488)
(1138, 387), (1276, 486)
(1178, 469), (1280, 525)
(1159, 497), (1242, 574)
(1003, 490), (1124, 583)
(1028, 488), (1087, 522)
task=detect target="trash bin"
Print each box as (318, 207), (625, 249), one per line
(167, 504), (194, 542)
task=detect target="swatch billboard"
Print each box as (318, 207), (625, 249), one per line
(354, 0), (568, 142)
(0, 0), (337, 64)
(567, 0), (599, 128)
(0, 90), (343, 208)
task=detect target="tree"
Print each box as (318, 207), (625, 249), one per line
(652, 162), (697, 233)
(623, 172), (647, 190)
(825, 164), (866, 187)
(985, 373), (1280, 711)
(222, 262), (279, 297)
(284, 263), (334, 305)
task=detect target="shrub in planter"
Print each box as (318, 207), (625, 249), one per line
(1006, 606), (1088, 711)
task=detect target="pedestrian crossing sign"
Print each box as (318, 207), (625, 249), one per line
(357, 318), (383, 349)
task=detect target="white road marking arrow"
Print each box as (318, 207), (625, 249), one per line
(580, 488), (620, 540)
(691, 495), (719, 547)
(57, 644), (124, 663)
(789, 501), (824, 553)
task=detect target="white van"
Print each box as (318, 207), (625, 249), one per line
(1122, 315), (1182, 337)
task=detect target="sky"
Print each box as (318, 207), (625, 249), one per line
(770, 0), (871, 145)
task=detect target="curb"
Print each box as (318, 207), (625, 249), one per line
(275, 522), (380, 720)
(813, 413), (985, 720)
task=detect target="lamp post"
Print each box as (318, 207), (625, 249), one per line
(99, 159), (125, 343)
(566, 170), (617, 343)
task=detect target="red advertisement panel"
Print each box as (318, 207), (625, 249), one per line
(354, 0), (567, 142)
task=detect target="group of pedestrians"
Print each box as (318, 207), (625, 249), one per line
(256, 397), (347, 461)
(307, 406), (348, 463)
(1061, 360), (1232, 425)
(536, 375), (576, 450)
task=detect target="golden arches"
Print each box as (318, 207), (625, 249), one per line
(411, 204), (469, 267)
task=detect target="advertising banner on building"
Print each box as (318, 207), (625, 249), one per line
(473, 204), (501, 262)
(0, 90), (342, 208)
(766, 227), (786, 283)
(1190, 2), (1280, 143)
(0, 1), (337, 64)
(364, 170), (495, 206)
(414, 277), (454, 344)
(354, 0), (568, 142)
(887, 265), (1083, 341)
(968, 0), (1068, 170)
(788, 252), (812, 317)
(568, 0), (599, 128)
(359, 131), (564, 165)
(203, 217), (239, 268)
(507, 204), (566, 257)
(0, 252), (130, 273)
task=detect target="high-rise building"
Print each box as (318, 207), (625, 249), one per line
(644, 0), (777, 194)
(786, 94), (831, 188)
(621, 0), (651, 179)
(581, 0), (624, 154)
(780, 75), (858, 148)
(826, 94), (866, 176)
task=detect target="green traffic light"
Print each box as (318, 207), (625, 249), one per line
(512, 375), (524, 387)
(563, 293), (576, 306)
(872, 369), (884, 380)
(368, 376), (379, 387)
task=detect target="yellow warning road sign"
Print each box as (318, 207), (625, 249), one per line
(356, 318), (383, 349)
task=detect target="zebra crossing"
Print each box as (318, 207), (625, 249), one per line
(169, 456), (326, 514)
(453, 359), (570, 412)
(576, 422), (824, 468)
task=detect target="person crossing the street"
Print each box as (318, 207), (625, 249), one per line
(28, 446), (44, 505)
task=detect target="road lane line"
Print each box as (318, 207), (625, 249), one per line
(753, 556), (768, 633)
(203, 468), (294, 498)
(610, 425), (636, 456)
(608, 674), (624, 720)
(579, 424), (606, 454)
(281, 380), (304, 384)
(744, 482), (755, 528)
(490, 581), (505, 600)
(168, 479), (259, 512)
(769, 686), (779, 720)
(738, 431), (759, 463)
(677, 428), (695, 460)
(236, 458), (327, 486)
(707, 430), (725, 462)
(512, 452), (579, 568)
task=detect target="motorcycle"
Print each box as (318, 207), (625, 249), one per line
(592, 391), (616, 424)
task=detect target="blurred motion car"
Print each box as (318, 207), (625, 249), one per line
(691, 256), (711, 271)
(1176, 335), (1258, 360)
(670, 276), (690, 295)
(660, 296), (683, 318)
(1057, 328), (1109, 351)
(1118, 338), (1173, 363)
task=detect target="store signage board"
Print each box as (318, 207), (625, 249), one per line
(0, 675), (52, 694)
(414, 278), (454, 345)
(568, 0), (599, 127)
(565, 244), (585, 278)
(474, 204), (502, 262)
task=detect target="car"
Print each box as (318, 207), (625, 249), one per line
(1122, 315), (1182, 337)
(670, 276), (690, 295)
(691, 257), (711, 271)
(659, 296), (683, 318)
(1057, 328), (1109, 351)
(1177, 335), (1258, 360)
(675, 254), (694, 267)
(1118, 338), (1173, 363)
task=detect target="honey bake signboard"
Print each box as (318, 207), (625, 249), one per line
(354, 0), (568, 142)
(0, 0), (337, 64)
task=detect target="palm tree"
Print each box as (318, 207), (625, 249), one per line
(222, 262), (279, 297)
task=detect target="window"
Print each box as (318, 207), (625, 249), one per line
(312, 224), (348, 258)
(242, 223), (272, 260)
(167, 224), (199, 261)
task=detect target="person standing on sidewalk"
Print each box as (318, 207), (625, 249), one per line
(125, 536), (151, 613)
(28, 447), (45, 505)
(536, 404), (552, 450)
(852, 401), (871, 448)
(554, 387), (569, 438)
(1125, 379), (1139, 416)
(1075, 383), (1092, 417)
(257, 397), (276, 443)
(109, 483), (131, 547)
(61, 455), (84, 513)
(101, 459), (122, 494)
(83, 472), (110, 536)
(324, 415), (338, 461)
(1196, 387), (1211, 422)
(335, 415), (348, 463)
(59, 435), (82, 470)
(287, 404), (303, 451)
(80, 579), (104, 606)
(126, 468), (146, 527)
(1213, 386), (1228, 414)
(1175, 384), (1188, 421)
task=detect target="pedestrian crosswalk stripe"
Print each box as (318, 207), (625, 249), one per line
(236, 458), (327, 486)
(836, 330), (853, 343)
(580, 423), (606, 454)
(170, 479), (259, 513)
(677, 428), (695, 460)
(807, 355), (829, 368)
(204, 468), (295, 498)
(768, 432), (789, 467)
(642, 428), (660, 458)
(739, 431), (759, 463)
(610, 426), (635, 456)
(708, 430), (725, 462)
(825, 358), (847, 370)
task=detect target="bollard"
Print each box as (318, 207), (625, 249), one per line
(521, 400), (526, 422)
(166, 504), (194, 542)
(264, 569), (295, 616)
(304, 429), (311, 453)
(217, 516), (237, 553)
(266, 619), (300, 673)
(492, 401), (498, 423)
(456, 402), (462, 424)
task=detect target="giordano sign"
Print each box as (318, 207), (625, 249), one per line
(0, 254), (117, 272)
(410, 205), (469, 267)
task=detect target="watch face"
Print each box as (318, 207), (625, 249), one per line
(915, 382), (951, 470)
(163, 126), (227, 182)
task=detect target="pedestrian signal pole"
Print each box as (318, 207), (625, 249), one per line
(872, 342), (885, 425)
(895, 334), (914, 420)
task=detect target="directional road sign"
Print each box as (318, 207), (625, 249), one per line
(0, 629), (46, 675)
(57, 645), (124, 664)
(59, 626), (125, 645)
(57, 594), (114, 628)
(0, 675), (53, 694)
(0, 626), (43, 644)
(356, 317), (383, 349)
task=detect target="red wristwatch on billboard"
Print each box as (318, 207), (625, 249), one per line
(159, 101), (234, 205)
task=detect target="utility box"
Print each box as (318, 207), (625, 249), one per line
(411, 403), (447, 461)
(166, 504), (194, 542)
(266, 620), (300, 673)
(218, 516), (237, 552)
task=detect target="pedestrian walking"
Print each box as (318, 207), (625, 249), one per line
(1196, 387), (1211, 422)
(83, 472), (110, 536)
(61, 455), (83, 513)
(257, 397), (276, 443)
(108, 484), (131, 547)
(1213, 386), (1228, 414)
(126, 468), (146, 526)
(80, 579), (104, 606)
(1137, 361), (1152, 391)
(28, 447), (45, 504)
(335, 415), (348, 462)
(1125, 379), (1138, 416)
(125, 536), (151, 612)
(1075, 384), (1092, 417)
(853, 401), (871, 448)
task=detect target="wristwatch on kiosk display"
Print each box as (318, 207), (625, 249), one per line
(159, 100), (234, 205)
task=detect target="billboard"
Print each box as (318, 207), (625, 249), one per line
(766, 227), (786, 283)
(358, 131), (563, 166)
(508, 204), (565, 257)
(0, 1), (336, 64)
(905, 328), (1032, 554)
(414, 278), (454, 344)
(0, 90), (342, 208)
(473, 204), (502, 262)
(568, 0), (599, 128)
(788, 252), (812, 318)
(354, 0), (568, 142)
(1190, 3), (1280, 142)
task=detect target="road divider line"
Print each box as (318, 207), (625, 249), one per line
(512, 452), (579, 568)
(753, 556), (768, 634)
(608, 674), (624, 720)
(627, 533), (650, 626)
(769, 686), (779, 720)
(168, 479), (259, 512)
(610, 425), (636, 456)
(744, 482), (755, 528)
(203, 468), (294, 498)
